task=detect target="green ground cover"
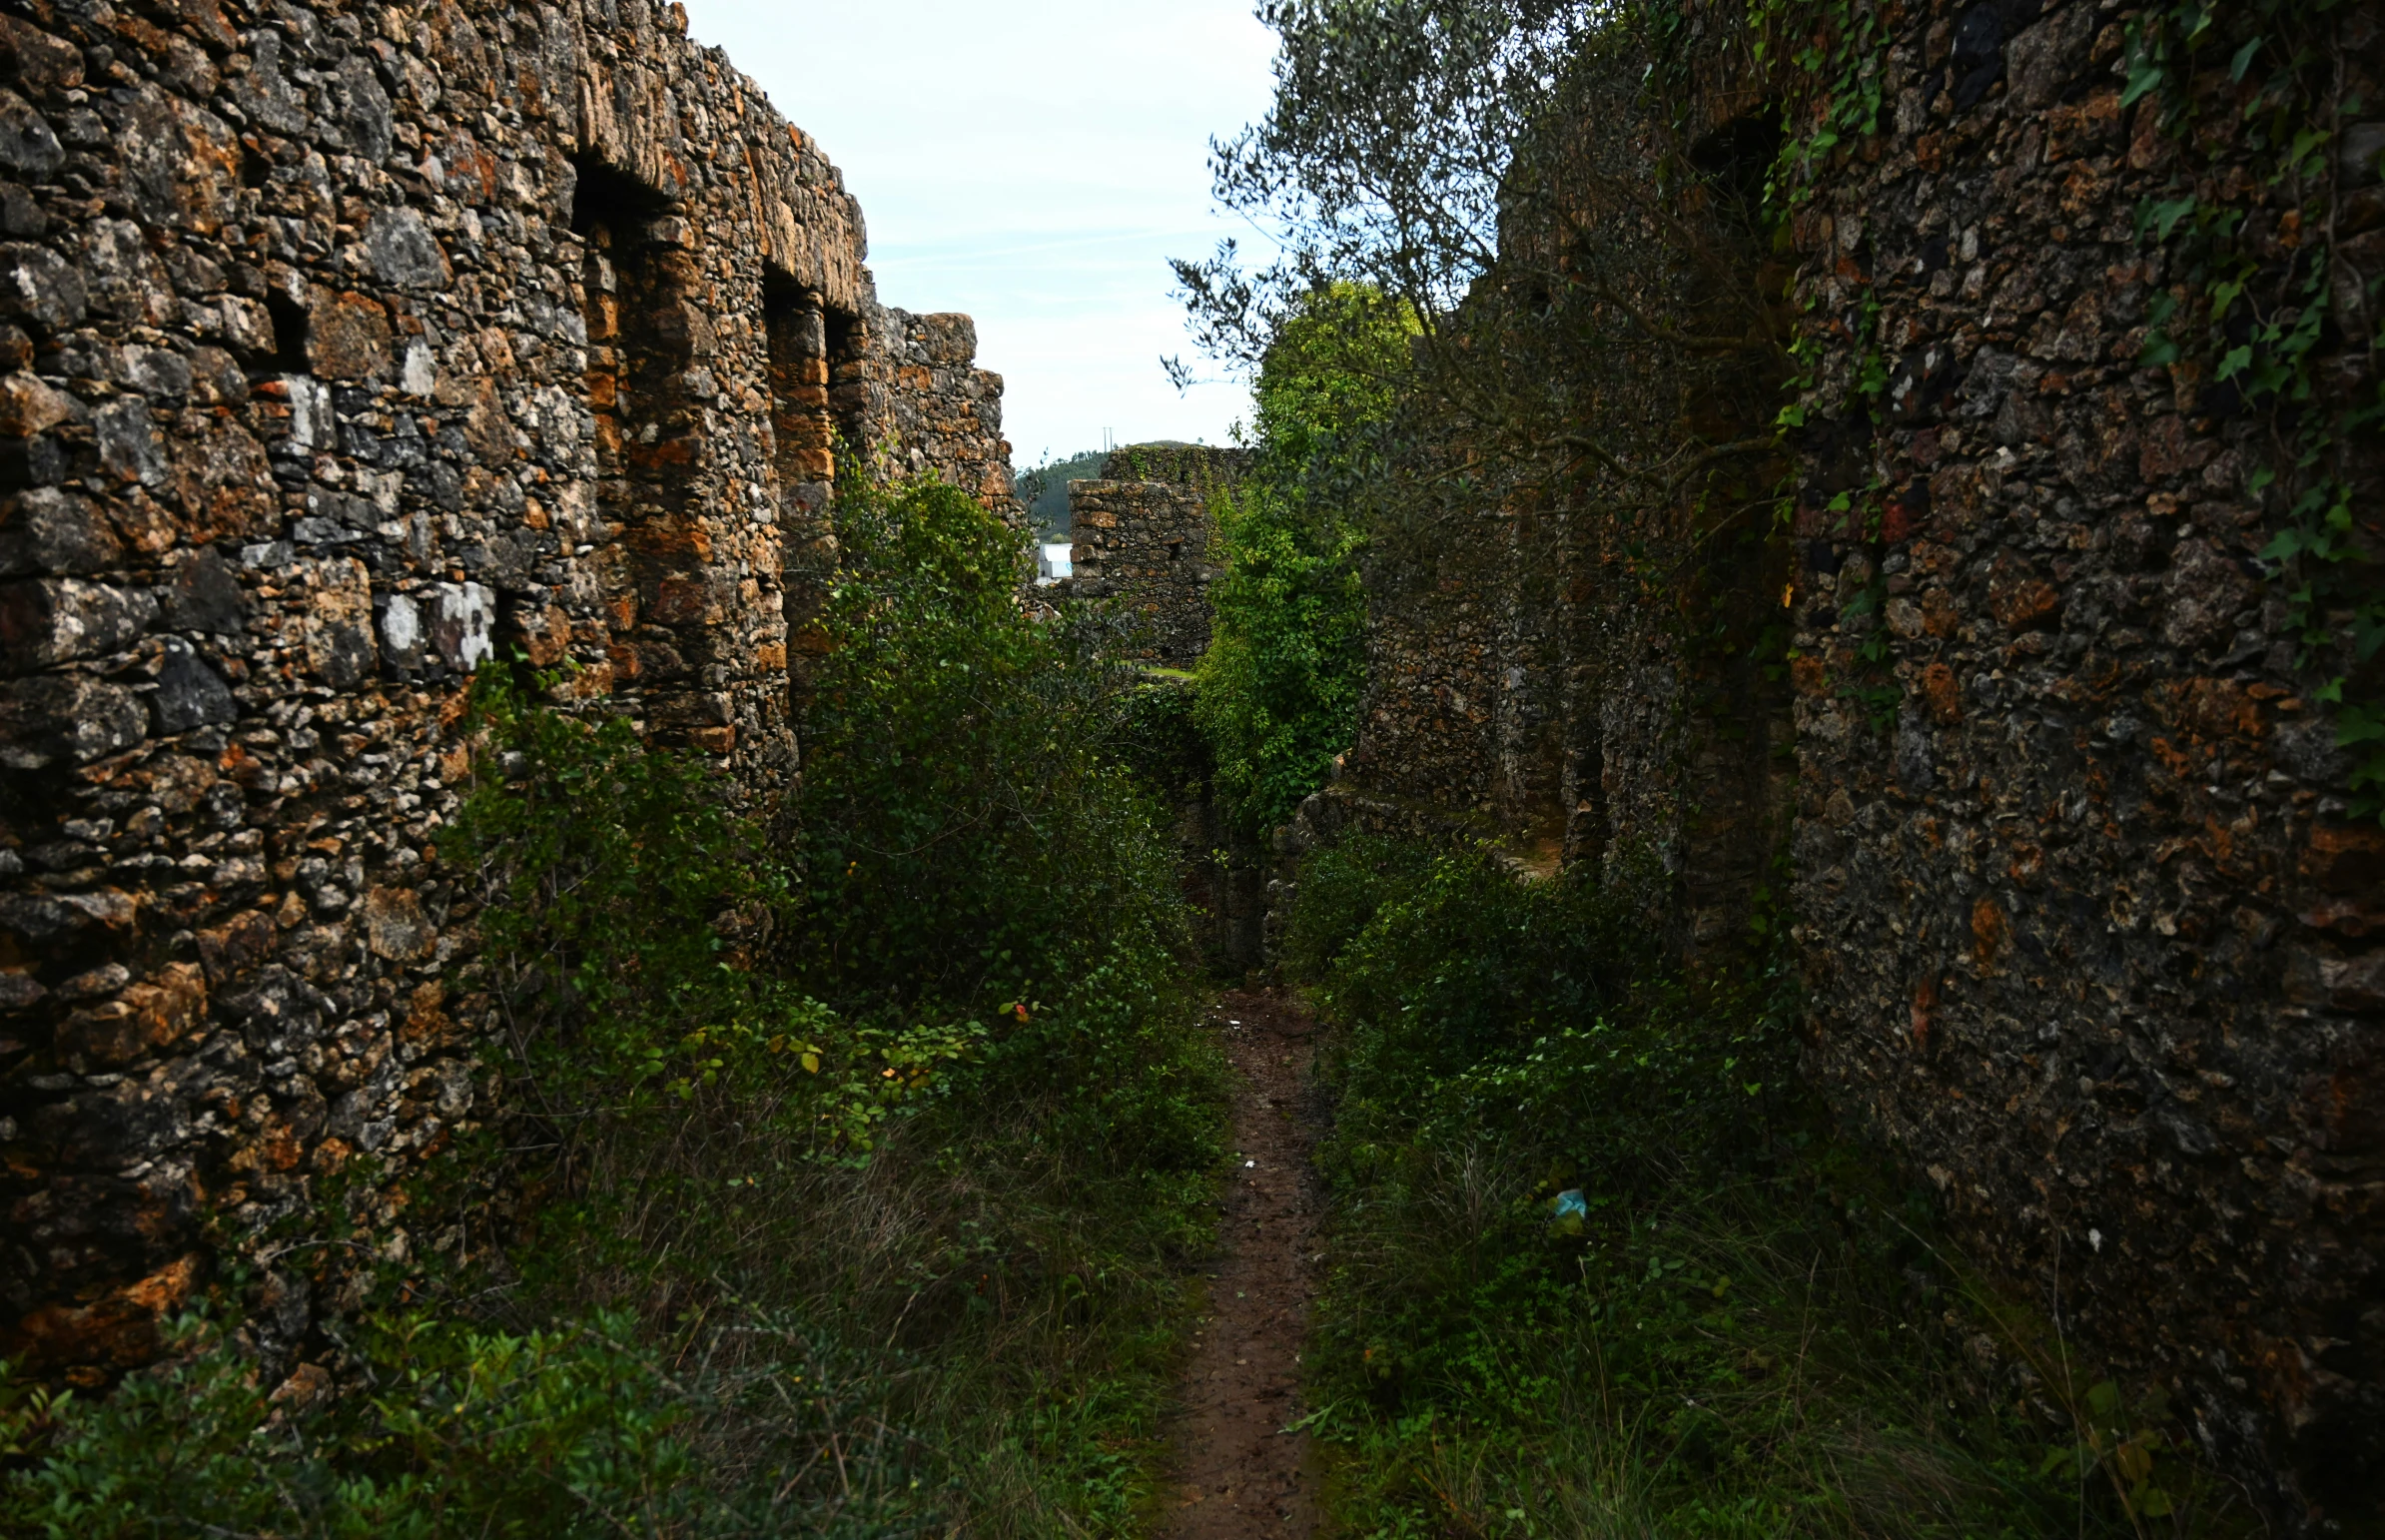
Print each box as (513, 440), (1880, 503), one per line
(1, 477), (1225, 1538)
(1284, 836), (2246, 1540)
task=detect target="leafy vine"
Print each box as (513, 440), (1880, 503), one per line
(2121, 0), (2383, 820)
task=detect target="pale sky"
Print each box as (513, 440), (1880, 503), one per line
(677, 0), (1279, 470)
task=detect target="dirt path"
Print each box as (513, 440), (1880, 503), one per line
(1161, 987), (1321, 1539)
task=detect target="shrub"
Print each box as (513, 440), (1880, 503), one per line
(1289, 839), (2204, 1539)
(1274, 830), (1432, 986)
(1193, 286), (1405, 832)
(2, 1310), (936, 1538)
(792, 475), (1217, 1172)
(1, 473), (1226, 1537)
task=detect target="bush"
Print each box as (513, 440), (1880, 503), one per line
(1193, 286), (1405, 832)
(1273, 831), (1432, 982)
(1, 474), (1225, 1537)
(793, 475), (1218, 1171)
(1290, 839), (2209, 1539)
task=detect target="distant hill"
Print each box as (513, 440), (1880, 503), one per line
(1016, 442), (1220, 541)
(1015, 449), (1106, 540)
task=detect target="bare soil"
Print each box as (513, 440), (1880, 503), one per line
(1160, 988), (1322, 1539)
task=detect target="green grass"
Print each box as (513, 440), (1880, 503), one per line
(1285, 837), (2253, 1540)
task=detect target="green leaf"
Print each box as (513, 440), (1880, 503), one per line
(2338, 706), (2385, 748)
(2151, 197), (2197, 241)
(2228, 36), (2263, 82)
(2120, 60), (2165, 109)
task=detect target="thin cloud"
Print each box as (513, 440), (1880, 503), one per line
(680, 0), (1276, 458)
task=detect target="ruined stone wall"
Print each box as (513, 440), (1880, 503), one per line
(1780, 0), (2381, 1519)
(1322, 0), (2382, 1521)
(1058, 444), (1244, 671)
(0, 0), (1009, 1386)
(1340, 535), (1510, 821)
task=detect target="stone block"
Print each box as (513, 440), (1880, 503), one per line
(0, 578), (155, 671)
(0, 488), (122, 576)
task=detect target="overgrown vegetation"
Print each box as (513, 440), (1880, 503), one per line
(1192, 285), (1405, 830)
(1, 477), (1224, 1536)
(1174, 0), (1785, 569)
(1014, 446), (1109, 542)
(1284, 838), (2248, 1538)
(2113, 0), (2383, 820)
(1171, 0), (1792, 841)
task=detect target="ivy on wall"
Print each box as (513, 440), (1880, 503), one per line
(1751, 0), (2381, 817)
(2116, 0), (2384, 819)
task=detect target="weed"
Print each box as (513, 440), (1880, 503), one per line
(1288, 840), (2251, 1539)
(0, 475), (1227, 1536)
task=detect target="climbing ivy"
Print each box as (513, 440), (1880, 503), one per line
(1752, 0), (2381, 817)
(1750, 0), (1889, 205)
(2120, 0), (2384, 820)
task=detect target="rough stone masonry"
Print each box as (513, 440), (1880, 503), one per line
(1312, 0), (2384, 1526)
(0, 0), (1011, 1385)
(1057, 442), (1246, 670)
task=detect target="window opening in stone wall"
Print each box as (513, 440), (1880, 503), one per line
(264, 290), (309, 374)
(569, 156), (726, 748)
(763, 273), (836, 716)
(823, 306), (872, 459)
(1686, 109), (1783, 224)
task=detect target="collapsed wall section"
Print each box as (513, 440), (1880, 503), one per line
(1057, 443), (1244, 671)
(0, 0), (1010, 1389)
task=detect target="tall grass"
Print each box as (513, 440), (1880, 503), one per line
(1287, 838), (2250, 1539)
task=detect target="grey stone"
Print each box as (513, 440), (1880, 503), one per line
(2272, 718), (2351, 788)
(116, 84), (192, 230)
(336, 55), (394, 163)
(2342, 122), (2385, 184)
(430, 581), (494, 671)
(0, 182), (44, 238)
(82, 219), (174, 325)
(124, 347), (194, 400)
(1954, 348), (2018, 419)
(2160, 539), (2256, 654)
(0, 242), (86, 332)
(365, 207), (449, 291)
(150, 639), (236, 733)
(378, 589), (424, 671)
(232, 30), (310, 134)
(0, 89), (63, 179)
(164, 545), (246, 634)
(0, 488), (123, 575)
(0, 672), (146, 767)
(0, 577), (156, 672)
(1896, 709), (1938, 792)
(2005, 4), (2099, 113)
(94, 396), (169, 486)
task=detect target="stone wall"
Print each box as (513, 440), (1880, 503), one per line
(0, 0), (1010, 1388)
(1781, 0), (2380, 1519)
(1319, 0), (2382, 1522)
(1057, 443), (1243, 670)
